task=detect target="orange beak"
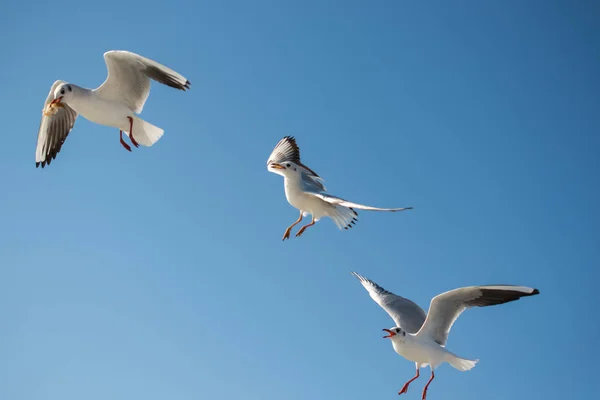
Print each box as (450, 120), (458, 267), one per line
(270, 163), (285, 170)
(382, 328), (396, 338)
(50, 96), (63, 105)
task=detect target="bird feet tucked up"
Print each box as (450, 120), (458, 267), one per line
(127, 116), (140, 148)
(119, 130), (132, 152)
(119, 117), (140, 152)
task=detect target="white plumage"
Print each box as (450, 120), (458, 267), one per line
(267, 136), (413, 240)
(351, 272), (539, 399)
(35, 50), (191, 168)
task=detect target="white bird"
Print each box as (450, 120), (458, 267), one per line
(35, 50), (191, 168)
(351, 272), (539, 399)
(267, 136), (413, 240)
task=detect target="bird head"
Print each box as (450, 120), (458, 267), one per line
(268, 161), (301, 178)
(51, 83), (76, 105)
(382, 327), (407, 341)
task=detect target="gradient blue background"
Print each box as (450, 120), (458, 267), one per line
(1, 1), (598, 399)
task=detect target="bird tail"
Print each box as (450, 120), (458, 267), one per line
(326, 206), (359, 230)
(445, 353), (479, 372)
(128, 116), (164, 147)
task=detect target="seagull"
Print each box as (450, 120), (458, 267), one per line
(35, 50), (191, 168)
(351, 272), (539, 399)
(266, 136), (413, 240)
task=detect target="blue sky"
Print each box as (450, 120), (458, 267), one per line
(1, 0), (599, 399)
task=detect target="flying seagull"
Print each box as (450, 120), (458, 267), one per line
(35, 50), (191, 168)
(351, 272), (539, 399)
(266, 136), (413, 240)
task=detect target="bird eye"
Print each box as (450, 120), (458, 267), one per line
(60, 89), (65, 95)
(286, 163), (291, 168)
(396, 328), (401, 333)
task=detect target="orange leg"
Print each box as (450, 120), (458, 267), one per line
(282, 211), (303, 241)
(421, 370), (435, 400)
(295, 215), (315, 237)
(398, 364), (420, 395)
(128, 116), (139, 148)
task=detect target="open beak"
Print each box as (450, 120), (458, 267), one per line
(382, 328), (396, 339)
(50, 96), (63, 105)
(269, 163), (285, 170)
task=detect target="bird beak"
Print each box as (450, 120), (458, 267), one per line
(269, 163), (285, 170)
(382, 329), (396, 338)
(50, 96), (63, 105)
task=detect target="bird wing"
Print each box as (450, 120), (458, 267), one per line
(304, 191), (412, 212)
(416, 285), (540, 346)
(267, 136), (323, 181)
(351, 272), (427, 334)
(300, 171), (327, 192)
(35, 80), (79, 168)
(95, 50), (190, 114)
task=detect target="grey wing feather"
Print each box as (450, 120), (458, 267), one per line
(95, 50), (190, 114)
(301, 171), (326, 192)
(416, 285), (540, 346)
(35, 80), (79, 168)
(267, 135), (302, 165)
(267, 136), (323, 181)
(351, 272), (427, 333)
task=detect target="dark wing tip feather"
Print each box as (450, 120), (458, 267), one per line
(144, 65), (191, 91)
(268, 135), (300, 163)
(344, 208), (359, 230)
(468, 287), (540, 308)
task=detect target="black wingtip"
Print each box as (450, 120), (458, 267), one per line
(531, 289), (540, 295)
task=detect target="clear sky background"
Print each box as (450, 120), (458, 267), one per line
(1, 1), (599, 399)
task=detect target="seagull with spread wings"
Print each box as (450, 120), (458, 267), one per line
(35, 50), (191, 168)
(267, 136), (413, 240)
(351, 272), (539, 399)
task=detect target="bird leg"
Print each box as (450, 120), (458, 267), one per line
(119, 130), (132, 152)
(421, 370), (435, 400)
(295, 215), (316, 237)
(282, 211), (303, 241)
(398, 364), (420, 395)
(127, 116), (140, 148)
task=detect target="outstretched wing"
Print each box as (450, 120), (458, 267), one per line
(35, 80), (79, 168)
(416, 285), (540, 346)
(351, 272), (427, 333)
(95, 50), (190, 114)
(305, 191), (412, 212)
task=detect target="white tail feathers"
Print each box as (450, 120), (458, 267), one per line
(127, 116), (164, 147)
(326, 206), (358, 230)
(447, 354), (479, 372)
